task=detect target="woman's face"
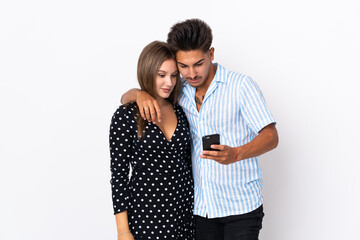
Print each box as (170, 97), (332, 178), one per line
(155, 59), (178, 99)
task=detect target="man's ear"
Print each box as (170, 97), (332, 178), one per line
(209, 47), (215, 61)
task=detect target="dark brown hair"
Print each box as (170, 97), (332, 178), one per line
(135, 41), (181, 139)
(167, 18), (213, 53)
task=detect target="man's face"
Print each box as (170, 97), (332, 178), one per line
(176, 48), (214, 88)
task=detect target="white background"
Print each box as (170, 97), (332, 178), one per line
(1, 0), (359, 239)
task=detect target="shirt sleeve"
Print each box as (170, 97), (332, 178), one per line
(109, 105), (134, 214)
(239, 76), (276, 133)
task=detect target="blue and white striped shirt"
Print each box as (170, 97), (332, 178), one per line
(178, 63), (275, 218)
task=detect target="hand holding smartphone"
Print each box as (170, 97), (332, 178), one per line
(202, 134), (220, 151)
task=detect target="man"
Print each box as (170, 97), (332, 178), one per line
(121, 19), (278, 240)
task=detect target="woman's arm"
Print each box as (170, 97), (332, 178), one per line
(109, 106), (135, 239)
(115, 211), (134, 240)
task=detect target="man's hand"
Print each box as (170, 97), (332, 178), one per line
(136, 91), (161, 123)
(120, 88), (161, 123)
(200, 145), (237, 165)
(201, 123), (278, 165)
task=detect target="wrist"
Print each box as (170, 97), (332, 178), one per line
(234, 147), (238, 163)
(118, 230), (131, 236)
(117, 225), (130, 234)
(117, 226), (130, 233)
(135, 90), (140, 101)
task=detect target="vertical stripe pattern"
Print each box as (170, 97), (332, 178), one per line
(178, 63), (276, 218)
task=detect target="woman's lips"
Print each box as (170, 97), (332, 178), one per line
(161, 88), (171, 93)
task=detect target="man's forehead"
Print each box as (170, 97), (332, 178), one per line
(175, 50), (207, 65)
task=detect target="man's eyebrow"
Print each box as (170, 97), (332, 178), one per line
(177, 61), (187, 66)
(177, 59), (205, 66)
(195, 59), (205, 64)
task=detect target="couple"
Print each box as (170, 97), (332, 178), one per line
(109, 19), (279, 240)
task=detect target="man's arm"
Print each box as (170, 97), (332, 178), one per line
(121, 88), (162, 123)
(120, 88), (140, 105)
(201, 123), (278, 165)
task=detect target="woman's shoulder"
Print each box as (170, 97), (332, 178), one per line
(111, 102), (138, 121)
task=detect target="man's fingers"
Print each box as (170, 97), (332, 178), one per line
(201, 145), (235, 165)
(143, 106), (152, 122)
(135, 91), (159, 122)
(139, 101), (161, 123)
(210, 144), (225, 150)
(201, 154), (221, 160)
(201, 150), (220, 156)
(201, 155), (231, 165)
(202, 145), (225, 155)
(138, 104), (146, 120)
(149, 107), (157, 123)
(153, 101), (162, 122)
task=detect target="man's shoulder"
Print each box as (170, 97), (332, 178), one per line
(217, 63), (251, 86)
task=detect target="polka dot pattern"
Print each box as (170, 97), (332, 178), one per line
(110, 102), (194, 239)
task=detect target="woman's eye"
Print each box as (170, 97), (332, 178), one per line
(171, 74), (177, 78)
(158, 74), (165, 77)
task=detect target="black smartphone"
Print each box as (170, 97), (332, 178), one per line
(202, 134), (220, 151)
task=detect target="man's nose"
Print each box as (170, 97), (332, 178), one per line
(189, 67), (196, 79)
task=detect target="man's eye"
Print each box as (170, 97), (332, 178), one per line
(180, 65), (187, 69)
(195, 63), (203, 66)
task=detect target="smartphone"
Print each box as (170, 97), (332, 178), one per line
(202, 134), (220, 151)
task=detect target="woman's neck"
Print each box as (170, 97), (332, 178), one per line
(155, 97), (171, 108)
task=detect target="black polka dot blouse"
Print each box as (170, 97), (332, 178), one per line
(109, 102), (194, 240)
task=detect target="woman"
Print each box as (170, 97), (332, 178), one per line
(109, 41), (194, 240)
